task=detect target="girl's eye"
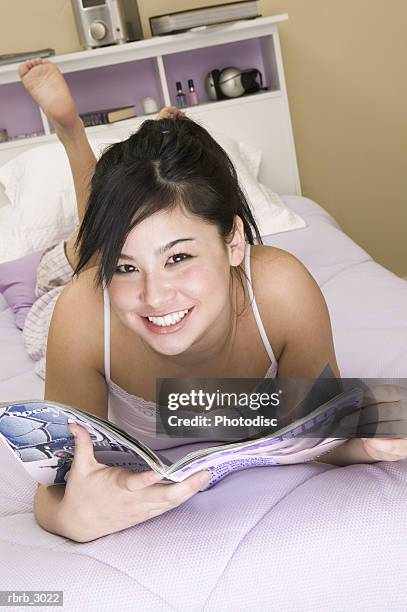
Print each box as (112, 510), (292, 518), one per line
(114, 254), (193, 274)
(115, 264), (138, 274)
(167, 253), (192, 265)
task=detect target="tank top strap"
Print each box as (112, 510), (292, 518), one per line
(244, 243), (276, 364)
(102, 281), (111, 384)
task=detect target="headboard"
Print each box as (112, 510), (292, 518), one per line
(0, 16), (301, 195)
(0, 91), (301, 195)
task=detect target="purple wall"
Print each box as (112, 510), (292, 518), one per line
(1, 38), (274, 139)
(0, 82), (43, 138)
(64, 58), (163, 117)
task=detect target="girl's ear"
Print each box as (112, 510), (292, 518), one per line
(226, 215), (246, 266)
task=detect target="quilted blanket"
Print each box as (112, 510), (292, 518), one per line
(1, 196), (407, 611)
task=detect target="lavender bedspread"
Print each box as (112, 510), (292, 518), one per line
(1, 196), (406, 611)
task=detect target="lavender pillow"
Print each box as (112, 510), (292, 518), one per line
(0, 250), (44, 330)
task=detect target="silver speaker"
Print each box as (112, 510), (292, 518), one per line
(71, 0), (128, 49)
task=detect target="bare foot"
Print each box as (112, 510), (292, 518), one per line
(19, 58), (79, 133)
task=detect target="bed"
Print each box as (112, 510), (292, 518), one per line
(1, 185), (407, 610)
(2, 63), (407, 609)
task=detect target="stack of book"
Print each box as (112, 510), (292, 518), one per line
(80, 106), (136, 127)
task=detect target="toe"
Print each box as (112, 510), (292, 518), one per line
(18, 61), (30, 78)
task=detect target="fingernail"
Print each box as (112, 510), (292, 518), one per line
(199, 471), (211, 484)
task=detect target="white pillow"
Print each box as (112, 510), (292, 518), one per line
(0, 139), (115, 262)
(0, 134), (306, 263)
(237, 141), (262, 179)
(0, 182), (10, 208)
(202, 129), (306, 237)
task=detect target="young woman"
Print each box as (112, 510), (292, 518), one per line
(19, 60), (407, 543)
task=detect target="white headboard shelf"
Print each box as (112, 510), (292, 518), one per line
(0, 14), (301, 196)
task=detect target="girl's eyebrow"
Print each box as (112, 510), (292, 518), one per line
(119, 238), (195, 261)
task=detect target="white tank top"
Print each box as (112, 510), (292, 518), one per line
(103, 243), (278, 450)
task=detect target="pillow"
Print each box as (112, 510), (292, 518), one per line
(0, 181), (9, 208)
(0, 134), (306, 262)
(0, 139), (113, 263)
(209, 131), (306, 236)
(237, 141), (262, 179)
(257, 182), (307, 237)
(0, 250), (44, 330)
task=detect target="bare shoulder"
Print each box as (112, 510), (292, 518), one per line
(250, 243), (324, 299)
(45, 267), (108, 416)
(250, 244), (315, 290)
(251, 245), (326, 350)
(53, 267), (104, 367)
(58, 268), (103, 316)
(248, 245), (338, 374)
(249, 244), (324, 323)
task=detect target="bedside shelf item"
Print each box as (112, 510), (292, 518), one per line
(80, 105), (136, 127)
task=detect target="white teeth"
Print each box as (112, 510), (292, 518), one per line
(148, 309), (189, 327)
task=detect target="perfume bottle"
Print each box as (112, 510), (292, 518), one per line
(187, 79), (199, 106)
(175, 81), (187, 108)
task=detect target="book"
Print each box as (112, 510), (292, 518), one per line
(80, 106), (136, 127)
(0, 386), (365, 490)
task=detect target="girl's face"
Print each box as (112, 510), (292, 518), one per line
(108, 204), (245, 360)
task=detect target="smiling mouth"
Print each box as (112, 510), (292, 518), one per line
(141, 307), (194, 332)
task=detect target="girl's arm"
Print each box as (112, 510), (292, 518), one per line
(255, 248), (377, 467)
(315, 439), (376, 466)
(259, 250), (407, 466)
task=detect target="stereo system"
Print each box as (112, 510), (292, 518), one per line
(71, 0), (143, 49)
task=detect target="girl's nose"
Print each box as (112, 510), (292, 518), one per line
(141, 274), (176, 310)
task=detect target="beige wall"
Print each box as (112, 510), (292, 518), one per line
(1, 0), (406, 276)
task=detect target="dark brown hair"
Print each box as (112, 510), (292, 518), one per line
(73, 116), (263, 292)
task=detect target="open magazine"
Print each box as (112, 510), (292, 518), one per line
(0, 387), (365, 490)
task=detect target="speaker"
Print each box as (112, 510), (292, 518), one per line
(71, 0), (128, 49)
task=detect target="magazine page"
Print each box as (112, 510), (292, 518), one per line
(164, 386), (365, 487)
(0, 400), (166, 486)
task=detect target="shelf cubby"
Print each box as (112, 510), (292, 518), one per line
(163, 36), (279, 107)
(0, 82), (44, 139)
(63, 58), (165, 120)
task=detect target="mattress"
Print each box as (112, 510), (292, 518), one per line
(1, 195), (407, 611)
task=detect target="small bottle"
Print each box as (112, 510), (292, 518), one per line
(187, 79), (199, 106)
(175, 81), (187, 108)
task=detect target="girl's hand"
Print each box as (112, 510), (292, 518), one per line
(155, 106), (187, 120)
(59, 423), (211, 542)
(359, 437), (407, 462)
(359, 384), (407, 462)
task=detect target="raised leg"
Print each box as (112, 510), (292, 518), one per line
(19, 59), (97, 270)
